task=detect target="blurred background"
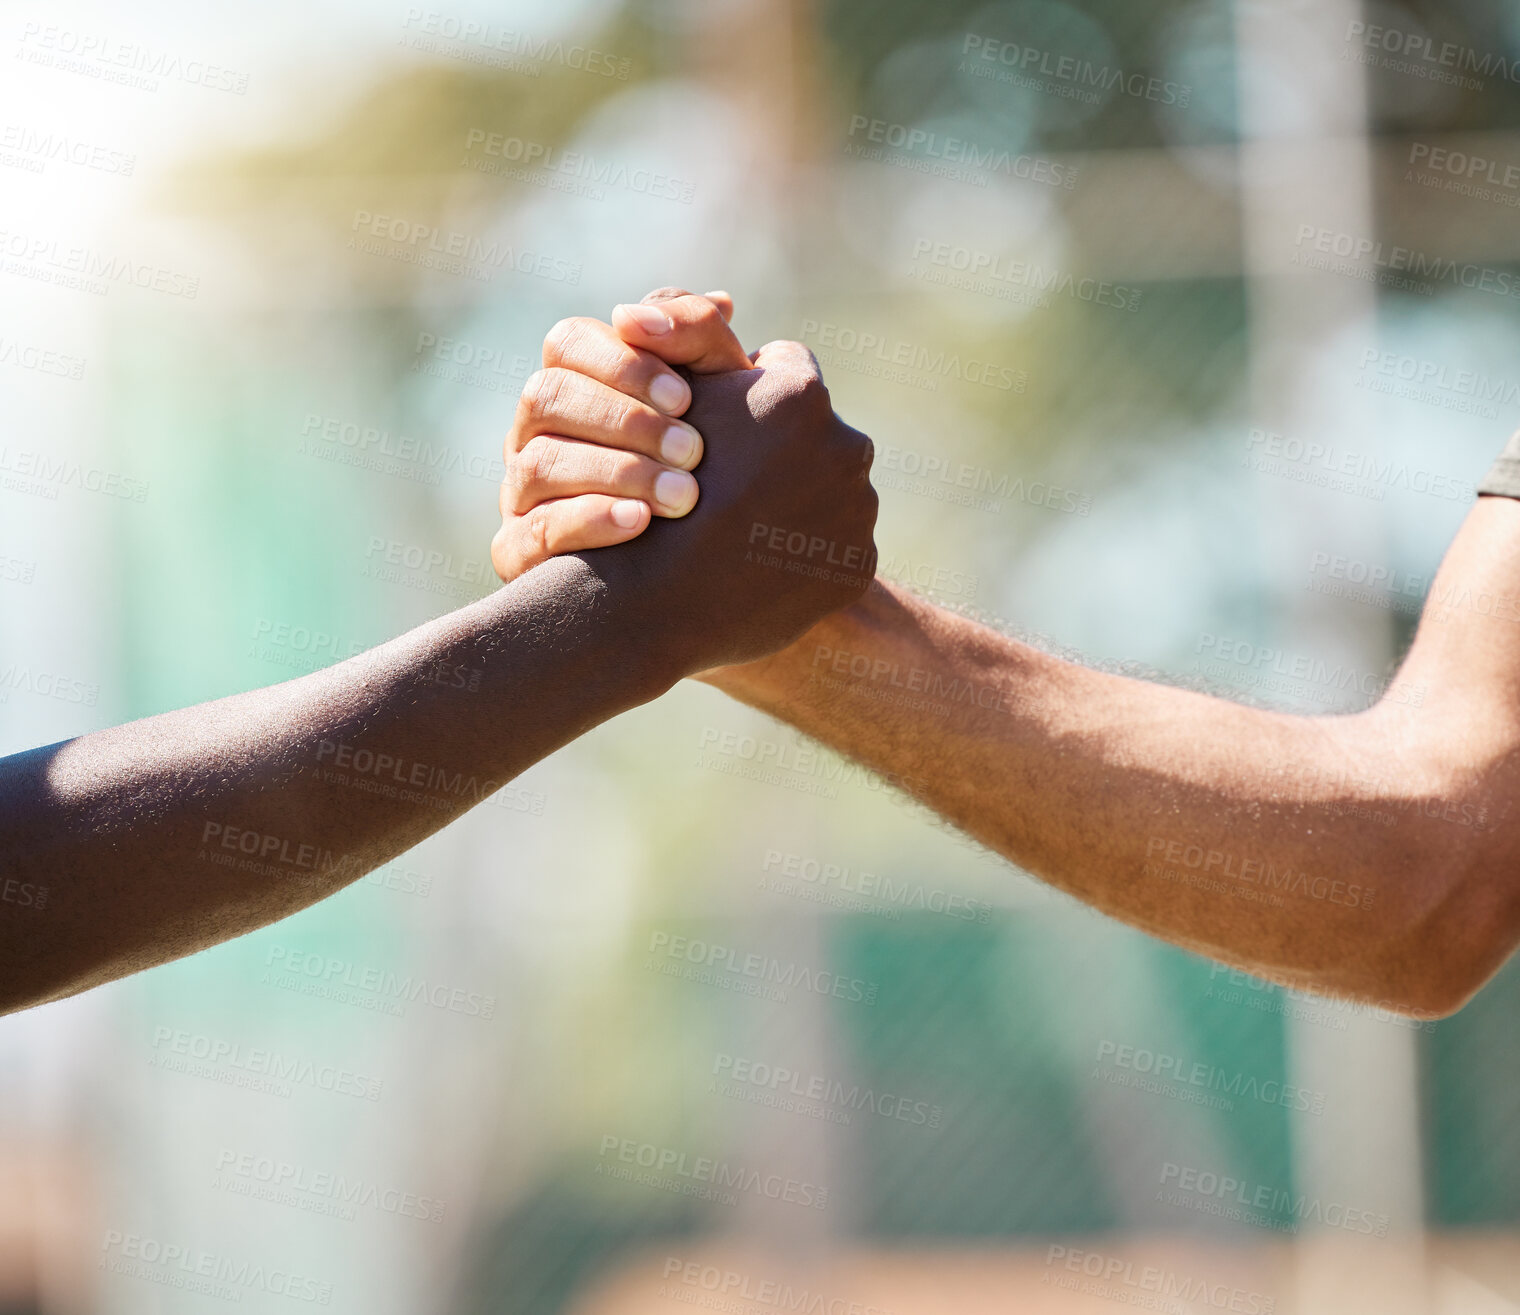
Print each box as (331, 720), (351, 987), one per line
(3, 0), (1520, 1310)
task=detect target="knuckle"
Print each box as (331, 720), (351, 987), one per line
(505, 449), (530, 499)
(770, 351), (827, 402)
(840, 429), (874, 478)
(771, 339), (820, 373)
(490, 525), (514, 581)
(522, 504), (555, 561)
(642, 285), (691, 304)
(542, 317), (591, 366)
(521, 368), (567, 424)
(516, 437), (559, 494)
(612, 346), (655, 394)
(519, 369), (548, 418)
(769, 361), (813, 402)
(615, 398), (662, 444)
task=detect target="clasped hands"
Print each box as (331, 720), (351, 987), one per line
(490, 287), (879, 680)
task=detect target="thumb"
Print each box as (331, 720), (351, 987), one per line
(611, 288), (752, 374)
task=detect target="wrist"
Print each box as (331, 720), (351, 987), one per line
(697, 575), (903, 707)
(500, 553), (691, 706)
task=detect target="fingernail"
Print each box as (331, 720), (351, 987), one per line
(703, 289), (730, 302)
(660, 424), (699, 468)
(610, 499), (645, 529)
(654, 469), (698, 515)
(649, 373), (689, 414)
(617, 303), (671, 335)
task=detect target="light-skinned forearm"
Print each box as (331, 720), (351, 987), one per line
(708, 499), (1520, 1016)
(0, 555), (678, 1015)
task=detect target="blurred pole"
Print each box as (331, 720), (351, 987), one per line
(692, 0), (828, 328)
(691, 0), (858, 1257)
(1233, 1), (1427, 1312)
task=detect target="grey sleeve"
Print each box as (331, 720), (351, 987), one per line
(1478, 430), (1520, 499)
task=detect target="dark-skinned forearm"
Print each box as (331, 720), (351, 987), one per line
(0, 555), (676, 1014)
